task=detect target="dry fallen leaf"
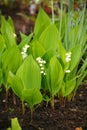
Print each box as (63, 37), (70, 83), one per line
(75, 127), (82, 130)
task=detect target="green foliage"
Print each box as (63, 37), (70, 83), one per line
(30, 40), (46, 59)
(16, 55), (41, 90)
(0, 34), (6, 54)
(0, 6), (87, 118)
(45, 56), (64, 97)
(22, 88), (42, 107)
(7, 118), (22, 130)
(2, 45), (22, 89)
(8, 72), (24, 100)
(18, 33), (33, 50)
(34, 8), (51, 36)
(8, 55), (42, 113)
(1, 16), (16, 48)
(39, 24), (59, 51)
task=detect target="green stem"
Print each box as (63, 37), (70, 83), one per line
(5, 89), (9, 110)
(30, 106), (34, 122)
(59, 96), (66, 107)
(22, 101), (25, 115)
(50, 97), (55, 114)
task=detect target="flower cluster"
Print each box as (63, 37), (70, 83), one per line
(36, 57), (46, 75)
(21, 44), (30, 59)
(65, 52), (72, 62)
(65, 52), (72, 73)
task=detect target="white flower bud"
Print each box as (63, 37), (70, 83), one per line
(65, 52), (72, 62)
(36, 57), (41, 61)
(42, 60), (46, 64)
(65, 70), (71, 73)
(40, 71), (44, 74)
(41, 67), (44, 70)
(43, 72), (46, 75)
(39, 64), (43, 67)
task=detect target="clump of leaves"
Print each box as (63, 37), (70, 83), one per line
(8, 55), (42, 121)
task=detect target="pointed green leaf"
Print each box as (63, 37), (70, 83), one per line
(22, 88), (42, 107)
(1, 16), (16, 47)
(8, 72), (24, 100)
(2, 45), (22, 87)
(43, 49), (56, 65)
(0, 35), (6, 53)
(46, 56), (64, 96)
(2, 45), (22, 73)
(34, 8), (51, 36)
(17, 55), (41, 90)
(69, 44), (81, 71)
(64, 78), (76, 97)
(39, 24), (59, 51)
(8, 16), (15, 33)
(12, 118), (22, 130)
(30, 40), (46, 59)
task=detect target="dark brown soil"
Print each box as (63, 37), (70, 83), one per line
(0, 83), (87, 130)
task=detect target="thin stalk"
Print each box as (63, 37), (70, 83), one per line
(51, 0), (54, 23)
(59, 96), (66, 107)
(50, 97), (55, 114)
(67, 92), (75, 102)
(22, 101), (25, 115)
(30, 106), (34, 122)
(5, 89), (9, 110)
(13, 92), (16, 105)
(68, 0), (74, 12)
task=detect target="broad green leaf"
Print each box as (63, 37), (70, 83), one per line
(39, 24), (59, 51)
(22, 88), (42, 107)
(0, 69), (2, 85)
(8, 16), (15, 33)
(0, 35), (6, 53)
(42, 49), (57, 66)
(1, 16), (16, 47)
(12, 118), (22, 130)
(2, 45), (22, 87)
(30, 40), (46, 59)
(64, 78), (76, 97)
(8, 72), (24, 100)
(34, 8), (51, 36)
(69, 44), (81, 71)
(2, 45), (22, 73)
(17, 55), (41, 90)
(57, 41), (66, 65)
(46, 56), (64, 97)
(59, 81), (65, 97)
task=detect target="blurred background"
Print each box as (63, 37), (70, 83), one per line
(0, 0), (86, 35)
